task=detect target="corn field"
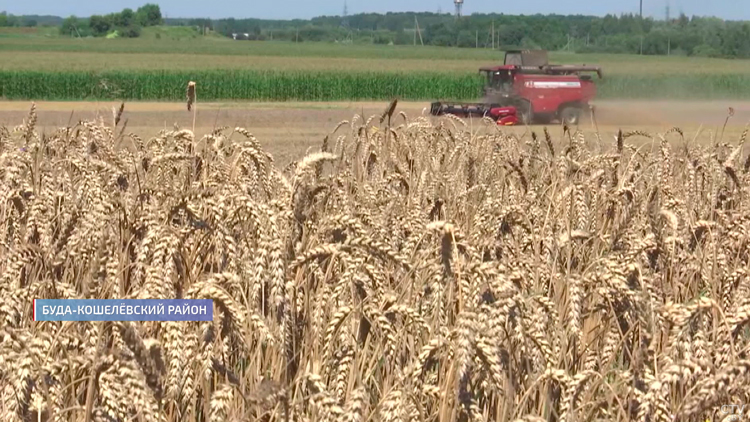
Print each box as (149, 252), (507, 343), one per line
(1, 101), (750, 422)
(1, 70), (750, 101)
(0, 70), (483, 102)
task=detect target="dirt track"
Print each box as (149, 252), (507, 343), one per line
(1, 100), (748, 165)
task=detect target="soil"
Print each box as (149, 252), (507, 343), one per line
(1, 100), (747, 166)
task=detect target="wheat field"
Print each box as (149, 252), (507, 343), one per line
(0, 99), (749, 422)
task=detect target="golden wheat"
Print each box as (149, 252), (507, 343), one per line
(0, 103), (748, 422)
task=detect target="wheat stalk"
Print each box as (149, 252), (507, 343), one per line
(0, 99), (747, 422)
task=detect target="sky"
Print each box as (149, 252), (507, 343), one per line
(4, 0), (748, 21)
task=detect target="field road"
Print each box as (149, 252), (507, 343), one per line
(1, 100), (748, 166)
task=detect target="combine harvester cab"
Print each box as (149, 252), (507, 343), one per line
(431, 50), (603, 126)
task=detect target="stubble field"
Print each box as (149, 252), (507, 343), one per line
(0, 99), (747, 166)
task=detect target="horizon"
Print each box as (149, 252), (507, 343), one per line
(3, 0), (748, 22)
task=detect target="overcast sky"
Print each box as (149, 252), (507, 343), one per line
(5, 0), (748, 21)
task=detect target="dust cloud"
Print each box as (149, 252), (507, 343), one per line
(589, 100), (749, 129)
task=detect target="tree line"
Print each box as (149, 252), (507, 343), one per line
(2, 7), (750, 58)
(0, 5), (162, 38)
(61, 4), (162, 38)
(180, 12), (750, 59)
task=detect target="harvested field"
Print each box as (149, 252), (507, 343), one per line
(1, 97), (750, 422)
(0, 100), (747, 165)
(4, 38), (750, 76)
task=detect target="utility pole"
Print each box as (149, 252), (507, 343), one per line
(491, 20), (495, 50)
(414, 16), (423, 46)
(639, 0), (644, 54)
(342, 1), (349, 29)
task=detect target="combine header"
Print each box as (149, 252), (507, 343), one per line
(430, 50), (603, 126)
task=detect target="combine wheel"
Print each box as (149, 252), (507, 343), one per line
(559, 105), (582, 126)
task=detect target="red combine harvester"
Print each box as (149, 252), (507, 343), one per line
(430, 50), (603, 125)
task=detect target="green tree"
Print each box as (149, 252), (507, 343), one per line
(136, 4), (163, 27)
(61, 16), (79, 36)
(114, 8), (134, 28)
(3, 13), (19, 27)
(89, 15), (111, 35)
(719, 22), (750, 57)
